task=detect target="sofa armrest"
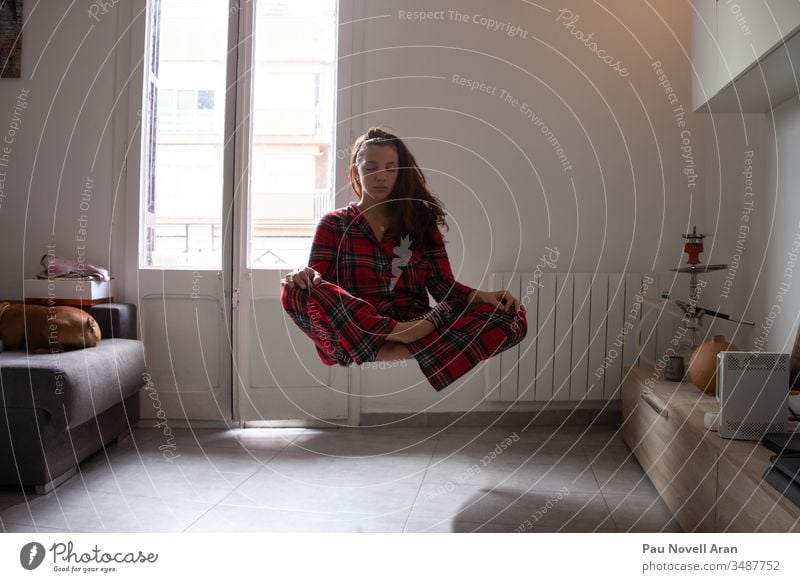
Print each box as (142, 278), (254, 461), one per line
(86, 303), (138, 340)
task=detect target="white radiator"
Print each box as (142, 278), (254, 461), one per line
(485, 272), (670, 402)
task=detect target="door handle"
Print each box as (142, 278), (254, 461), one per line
(641, 391), (668, 419)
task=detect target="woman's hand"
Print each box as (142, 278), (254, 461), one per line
(281, 267), (322, 290)
(468, 289), (524, 312)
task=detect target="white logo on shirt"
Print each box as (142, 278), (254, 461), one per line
(389, 234), (413, 291)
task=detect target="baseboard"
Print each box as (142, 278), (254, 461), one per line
(133, 418), (241, 430)
(132, 404), (621, 430)
(360, 404), (621, 428)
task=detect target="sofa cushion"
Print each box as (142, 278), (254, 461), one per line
(0, 339), (145, 430)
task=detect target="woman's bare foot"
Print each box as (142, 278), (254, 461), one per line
(375, 341), (411, 361)
(386, 319), (435, 344)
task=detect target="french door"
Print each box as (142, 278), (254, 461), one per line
(136, 0), (354, 424)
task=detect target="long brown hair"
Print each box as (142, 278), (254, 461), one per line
(349, 127), (448, 249)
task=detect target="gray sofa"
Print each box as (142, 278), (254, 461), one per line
(0, 304), (145, 494)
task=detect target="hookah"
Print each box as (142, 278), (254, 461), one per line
(635, 226), (754, 370)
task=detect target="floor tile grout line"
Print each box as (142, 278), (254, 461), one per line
(181, 430), (309, 532)
(179, 449), (289, 533)
(600, 490), (680, 532)
(2, 519), (75, 533)
(400, 438), (442, 533)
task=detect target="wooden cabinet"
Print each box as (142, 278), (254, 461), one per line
(716, 453), (800, 532)
(691, 0), (800, 112)
(622, 367), (800, 532)
(622, 368), (717, 531)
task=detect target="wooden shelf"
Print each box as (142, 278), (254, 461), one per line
(622, 367), (800, 532)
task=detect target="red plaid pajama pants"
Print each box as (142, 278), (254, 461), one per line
(281, 281), (528, 391)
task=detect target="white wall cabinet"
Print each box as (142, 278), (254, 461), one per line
(691, 0), (723, 112)
(692, 0), (800, 112)
(717, 1), (800, 84)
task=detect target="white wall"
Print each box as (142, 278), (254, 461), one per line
(695, 111), (767, 352)
(748, 95), (800, 355)
(350, 0), (767, 411)
(0, 0), (133, 300)
(353, 0), (697, 277)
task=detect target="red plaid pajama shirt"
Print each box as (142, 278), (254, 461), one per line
(281, 202), (527, 391)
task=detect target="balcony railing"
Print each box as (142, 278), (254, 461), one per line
(148, 188), (331, 266)
(157, 109), (223, 135)
(313, 187), (332, 220)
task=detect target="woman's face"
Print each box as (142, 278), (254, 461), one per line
(353, 143), (399, 206)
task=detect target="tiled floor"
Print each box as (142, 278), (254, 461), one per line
(0, 424), (681, 533)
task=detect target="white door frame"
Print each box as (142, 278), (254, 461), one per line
(231, 0), (364, 425)
(123, 0), (365, 426)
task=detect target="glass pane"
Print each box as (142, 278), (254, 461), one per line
(146, 0), (227, 268)
(177, 89), (194, 110)
(197, 90), (215, 110)
(249, 0), (337, 269)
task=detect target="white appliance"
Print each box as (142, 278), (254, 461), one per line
(715, 351), (790, 440)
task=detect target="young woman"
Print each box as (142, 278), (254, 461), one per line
(280, 127), (527, 391)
